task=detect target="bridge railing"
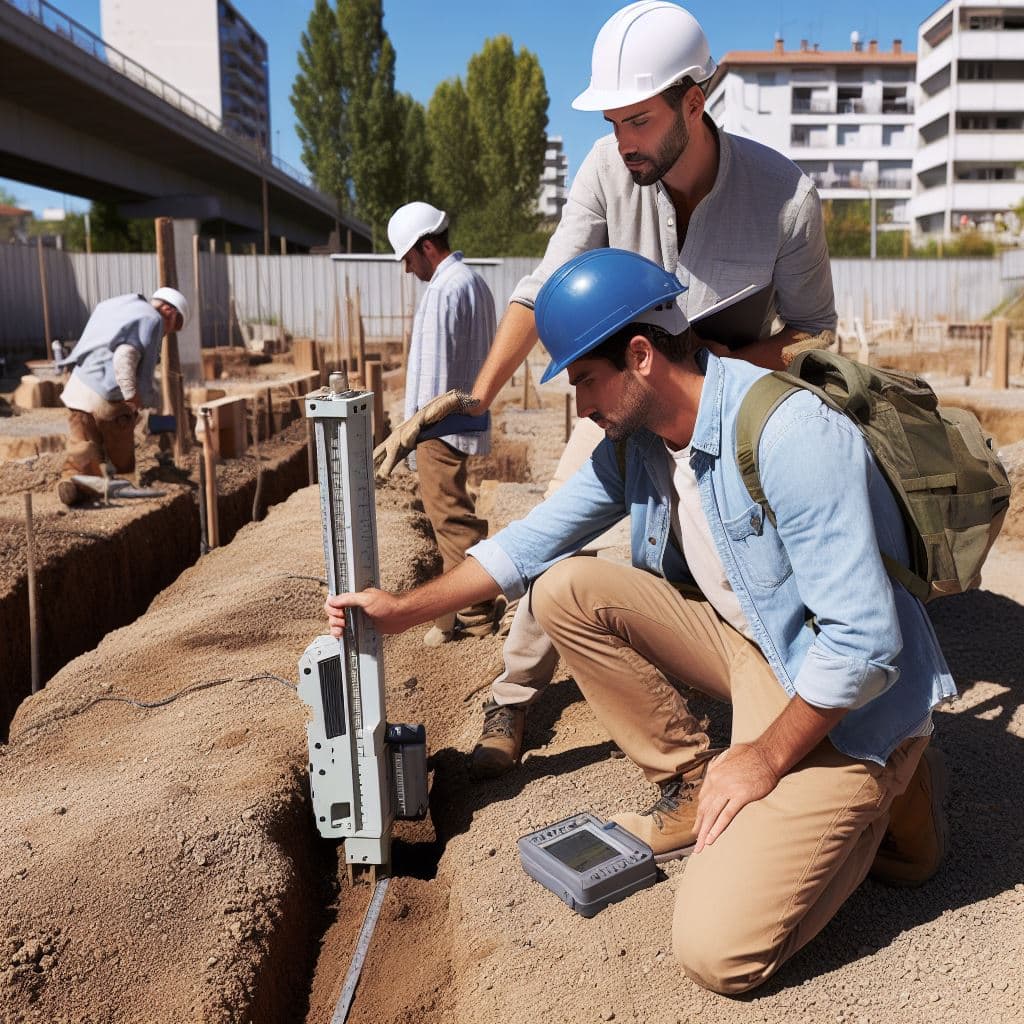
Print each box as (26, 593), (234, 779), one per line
(5, 0), (316, 191)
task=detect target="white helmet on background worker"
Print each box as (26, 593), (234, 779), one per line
(387, 202), (449, 261)
(150, 286), (191, 329)
(572, 1), (717, 111)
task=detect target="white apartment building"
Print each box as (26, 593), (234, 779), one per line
(910, 0), (1024, 237)
(537, 136), (569, 219)
(100, 0), (270, 152)
(706, 38), (917, 229)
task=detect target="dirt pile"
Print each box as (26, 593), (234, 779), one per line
(2, 396), (1022, 1024)
(999, 439), (1024, 541)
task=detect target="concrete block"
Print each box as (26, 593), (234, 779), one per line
(13, 375), (60, 409)
(197, 395), (248, 459)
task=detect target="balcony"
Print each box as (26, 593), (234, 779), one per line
(881, 97), (915, 114)
(954, 132), (1024, 163)
(914, 136), (950, 173)
(917, 36), (953, 85)
(959, 29), (1024, 61)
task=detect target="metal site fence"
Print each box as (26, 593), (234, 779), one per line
(0, 243), (1020, 355)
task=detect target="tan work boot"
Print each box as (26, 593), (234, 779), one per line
(612, 751), (720, 863)
(470, 699), (526, 779)
(456, 596), (508, 638)
(870, 745), (949, 887)
(57, 479), (82, 507)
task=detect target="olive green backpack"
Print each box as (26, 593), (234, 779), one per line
(735, 350), (1012, 602)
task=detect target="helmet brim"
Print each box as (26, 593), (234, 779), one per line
(571, 62), (717, 113)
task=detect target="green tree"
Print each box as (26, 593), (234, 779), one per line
(338, 0), (406, 249)
(426, 36), (549, 255)
(290, 0), (350, 208)
(394, 91), (431, 206)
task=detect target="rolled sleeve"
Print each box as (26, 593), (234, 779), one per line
(759, 398), (902, 710)
(774, 184), (837, 336)
(467, 446), (629, 598)
(510, 154), (610, 308)
(467, 539), (527, 599)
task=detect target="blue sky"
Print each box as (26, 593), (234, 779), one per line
(2, 0), (941, 215)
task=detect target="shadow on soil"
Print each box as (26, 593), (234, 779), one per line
(388, 590), (1024, 997)
(754, 589), (1024, 995)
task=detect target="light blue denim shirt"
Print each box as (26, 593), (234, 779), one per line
(59, 294), (164, 406)
(468, 351), (956, 765)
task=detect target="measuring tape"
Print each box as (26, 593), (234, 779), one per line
(330, 876), (390, 1024)
(298, 383), (392, 868)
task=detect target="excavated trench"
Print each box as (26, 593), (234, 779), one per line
(0, 433), (311, 737)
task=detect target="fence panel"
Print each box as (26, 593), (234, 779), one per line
(1, 246), (1017, 354)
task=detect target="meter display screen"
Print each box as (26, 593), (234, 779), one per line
(543, 829), (619, 873)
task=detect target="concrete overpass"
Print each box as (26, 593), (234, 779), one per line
(0, 0), (371, 252)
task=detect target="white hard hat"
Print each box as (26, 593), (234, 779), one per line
(573, 1), (717, 112)
(387, 202), (449, 260)
(151, 286), (191, 329)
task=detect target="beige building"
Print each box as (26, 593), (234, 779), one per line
(706, 37), (917, 231)
(100, 0), (270, 152)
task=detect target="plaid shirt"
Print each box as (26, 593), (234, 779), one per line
(405, 252), (494, 456)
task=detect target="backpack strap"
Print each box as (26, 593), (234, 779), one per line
(736, 370), (932, 603)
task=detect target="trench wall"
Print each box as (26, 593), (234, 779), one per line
(0, 443), (310, 737)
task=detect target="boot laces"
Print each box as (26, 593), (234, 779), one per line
(481, 704), (520, 740)
(643, 778), (699, 828)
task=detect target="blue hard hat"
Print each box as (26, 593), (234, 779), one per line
(537, 248), (688, 384)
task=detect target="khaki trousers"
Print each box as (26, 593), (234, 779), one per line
(492, 416), (611, 705)
(532, 557), (927, 995)
(415, 438), (490, 629)
(63, 403), (138, 478)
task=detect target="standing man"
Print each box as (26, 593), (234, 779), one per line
(387, 201), (500, 647)
(325, 249), (952, 994)
(468, 0), (838, 775)
(57, 287), (189, 507)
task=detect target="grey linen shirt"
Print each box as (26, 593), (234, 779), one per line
(512, 119), (837, 339)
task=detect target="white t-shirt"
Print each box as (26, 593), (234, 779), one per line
(665, 441), (753, 640)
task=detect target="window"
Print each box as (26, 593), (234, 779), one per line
(838, 125), (861, 147)
(960, 61), (994, 80)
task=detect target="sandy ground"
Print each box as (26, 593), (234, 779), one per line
(1, 394), (1023, 1024)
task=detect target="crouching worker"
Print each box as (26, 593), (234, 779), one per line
(325, 248), (955, 995)
(57, 288), (189, 506)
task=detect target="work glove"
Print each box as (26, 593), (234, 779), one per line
(373, 389), (480, 480)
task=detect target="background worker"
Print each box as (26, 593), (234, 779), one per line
(57, 287), (189, 507)
(467, 0), (838, 776)
(325, 248), (952, 995)
(387, 201), (501, 647)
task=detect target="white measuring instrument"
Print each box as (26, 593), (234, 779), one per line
(298, 377), (428, 879)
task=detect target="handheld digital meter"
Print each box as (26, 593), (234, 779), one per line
(517, 813), (658, 917)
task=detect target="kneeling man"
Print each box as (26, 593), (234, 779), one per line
(326, 249), (953, 995)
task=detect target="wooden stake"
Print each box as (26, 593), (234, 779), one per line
(992, 317), (1009, 390)
(24, 492), (40, 694)
(251, 393), (265, 522)
(201, 410), (220, 548)
(36, 237), (52, 358)
(345, 279), (355, 373)
(354, 286), (366, 379)
(155, 218), (186, 462)
(522, 360), (530, 410)
(306, 417), (317, 486)
(369, 361), (385, 446)
(197, 446), (209, 556)
(333, 280), (342, 378)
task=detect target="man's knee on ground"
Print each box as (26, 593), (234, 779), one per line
(673, 925), (776, 997)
